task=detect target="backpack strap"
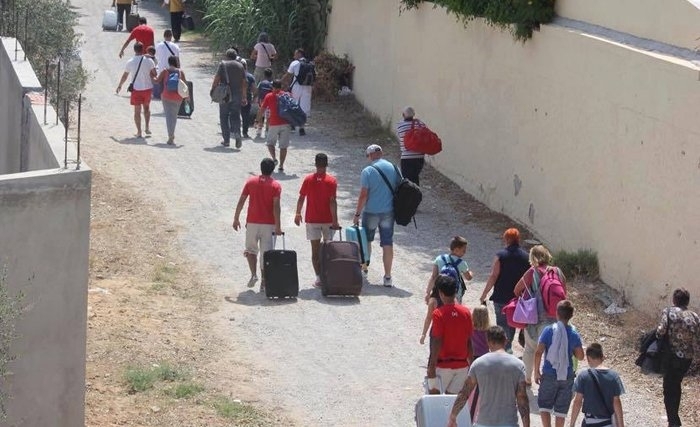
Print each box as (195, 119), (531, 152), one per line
(371, 164), (396, 195)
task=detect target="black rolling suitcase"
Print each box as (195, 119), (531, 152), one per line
(126, 4), (140, 32)
(263, 233), (299, 298)
(320, 229), (362, 297)
(177, 81), (194, 117)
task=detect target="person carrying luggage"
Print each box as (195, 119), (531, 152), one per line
(294, 153), (340, 288)
(232, 158), (283, 291)
(112, 0), (135, 31)
(427, 275), (473, 395)
(396, 106), (425, 185)
(154, 55), (188, 145)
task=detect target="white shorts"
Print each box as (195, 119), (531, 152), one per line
(244, 223), (275, 255)
(436, 367), (469, 394)
(291, 84), (312, 116)
(305, 223), (334, 241)
(266, 124), (291, 148)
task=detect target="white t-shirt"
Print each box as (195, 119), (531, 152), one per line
(124, 55), (156, 91)
(154, 40), (180, 73)
(254, 42), (276, 68)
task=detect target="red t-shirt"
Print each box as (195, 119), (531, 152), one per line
(242, 175), (281, 224)
(260, 90), (289, 126)
(431, 303), (473, 369)
(299, 172), (337, 223)
(129, 25), (155, 50)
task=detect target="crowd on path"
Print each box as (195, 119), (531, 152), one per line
(104, 6), (700, 426)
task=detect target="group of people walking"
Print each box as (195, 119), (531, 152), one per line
(107, 9), (699, 427)
(422, 227), (698, 427)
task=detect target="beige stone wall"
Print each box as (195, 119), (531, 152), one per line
(326, 0), (700, 311)
(556, 0), (700, 50)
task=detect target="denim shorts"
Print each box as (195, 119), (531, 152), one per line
(537, 373), (574, 417)
(361, 212), (394, 246)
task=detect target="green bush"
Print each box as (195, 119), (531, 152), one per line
(203, 0), (330, 66)
(554, 249), (599, 281)
(400, 0), (556, 40)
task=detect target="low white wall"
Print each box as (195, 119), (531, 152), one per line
(556, 0), (700, 50)
(0, 37), (90, 426)
(326, 0), (700, 311)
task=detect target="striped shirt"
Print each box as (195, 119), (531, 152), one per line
(396, 118), (426, 159)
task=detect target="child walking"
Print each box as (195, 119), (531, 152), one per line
(469, 304), (491, 422)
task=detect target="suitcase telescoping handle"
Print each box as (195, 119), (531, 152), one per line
(271, 232), (285, 250)
(330, 225), (342, 241)
(423, 375), (444, 394)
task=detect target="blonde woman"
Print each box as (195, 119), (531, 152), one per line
(470, 304), (491, 421)
(513, 245), (566, 385)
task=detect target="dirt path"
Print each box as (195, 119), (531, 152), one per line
(75, 1), (697, 426)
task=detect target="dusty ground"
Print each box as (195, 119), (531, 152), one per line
(75, 1), (698, 426)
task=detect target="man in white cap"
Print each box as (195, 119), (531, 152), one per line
(352, 144), (401, 287)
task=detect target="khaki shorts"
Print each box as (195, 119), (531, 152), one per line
(245, 223), (275, 255)
(305, 223), (334, 241)
(436, 367), (469, 394)
(266, 124), (291, 148)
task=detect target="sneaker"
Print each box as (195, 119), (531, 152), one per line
(278, 166), (284, 173)
(383, 276), (393, 288)
(299, 127), (306, 136)
(242, 133), (250, 139)
(221, 141), (230, 147)
(273, 159), (279, 166)
(247, 275), (258, 288)
(235, 137), (242, 149)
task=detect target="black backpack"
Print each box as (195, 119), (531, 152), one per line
(295, 59), (316, 86)
(372, 164), (422, 227)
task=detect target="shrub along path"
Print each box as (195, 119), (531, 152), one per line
(75, 0), (694, 425)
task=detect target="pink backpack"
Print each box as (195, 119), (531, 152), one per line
(535, 267), (566, 318)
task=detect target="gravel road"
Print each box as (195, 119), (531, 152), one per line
(74, 1), (669, 425)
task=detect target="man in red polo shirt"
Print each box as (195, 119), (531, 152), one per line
(255, 80), (291, 173)
(118, 17), (155, 58)
(232, 158), (282, 290)
(294, 153), (339, 287)
(427, 274), (473, 394)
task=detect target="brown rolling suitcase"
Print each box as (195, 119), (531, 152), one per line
(319, 229), (363, 297)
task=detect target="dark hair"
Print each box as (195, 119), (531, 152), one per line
(225, 48), (238, 60)
(486, 326), (507, 345)
(167, 55), (179, 67)
(585, 342), (604, 360)
(673, 288), (690, 309)
(147, 46), (156, 56)
(258, 32), (270, 43)
(164, 29), (173, 38)
(133, 42), (144, 54)
(315, 153), (328, 167)
(264, 68), (273, 79)
(138, 17), (147, 25)
(557, 300), (574, 322)
(272, 79), (282, 89)
(260, 158), (275, 176)
(449, 236), (468, 251)
(436, 274), (457, 297)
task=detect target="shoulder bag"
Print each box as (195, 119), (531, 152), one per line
(210, 61), (231, 103)
(585, 368), (616, 427)
(127, 56), (145, 92)
(177, 71), (189, 98)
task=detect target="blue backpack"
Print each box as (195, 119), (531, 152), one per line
(440, 255), (466, 296)
(166, 70), (179, 92)
(276, 92), (306, 127)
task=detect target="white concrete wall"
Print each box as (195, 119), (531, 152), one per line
(326, 0), (700, 311)
(0, 37), (90, 426)
(557, 0), (700, 50)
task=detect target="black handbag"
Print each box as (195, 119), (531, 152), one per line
(635, 309), (672, 374)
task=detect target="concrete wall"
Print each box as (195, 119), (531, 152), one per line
(0, 37), (90, 426)
(326, 1), (700, 311)
(557, 0), (700, 50)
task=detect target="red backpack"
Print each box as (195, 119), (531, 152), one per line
(404, 120), (442, 155)
(535, 267), (566, 318)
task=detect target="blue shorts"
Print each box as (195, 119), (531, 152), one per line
(361, 212), (394, 246)
(537, 373), (574, 417)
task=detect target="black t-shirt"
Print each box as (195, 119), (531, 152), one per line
(491, 244), (530, 304)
